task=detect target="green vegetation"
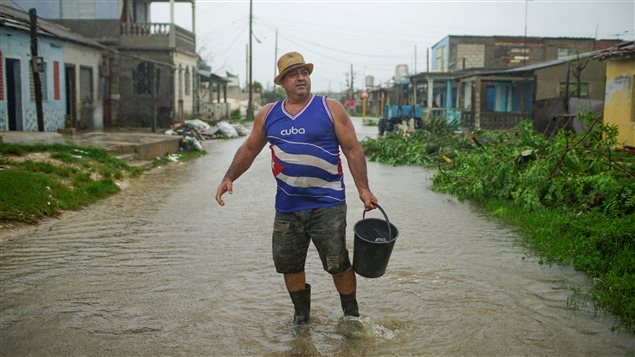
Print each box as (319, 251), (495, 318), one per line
(229, 108), (243, 121)
(361, 115), (635, 331)
(0, 143), (205, 224)
(150, 150), (206, 167)
(362, 118), (472, 166)
(362, 118), (378, 126)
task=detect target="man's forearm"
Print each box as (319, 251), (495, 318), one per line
(223, 144), (258, 181)
(345, 146), (371, 194)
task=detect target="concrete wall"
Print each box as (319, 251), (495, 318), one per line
(63, 42), (103, 129)
(116, 50), (174, 127)
(431, 36), (449, 72)
(173, 50), (197, 120)
(534, 59), (607, 101)
(0, 27), (66, 132)
(603, 58), (635, 148)
(12, 0), (120, 19)
(440, 36), (622, 73)
(10, 0), (60, 18)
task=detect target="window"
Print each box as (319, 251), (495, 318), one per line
(178, 65), (183, 98)
(155, 69), (161, 96)
(559, 82), (590, 98)
(436, 47), (445, 72)
(79, 66), (93, 103)
(53, 61), (60, 100)
(185, 67), (190, 95)
(509, 47), (529, 64)
(133, 62), (152, 95)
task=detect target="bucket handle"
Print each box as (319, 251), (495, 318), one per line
(362, 204), (392, 242)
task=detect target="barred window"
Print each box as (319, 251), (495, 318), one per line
(134, 62), (152, 95)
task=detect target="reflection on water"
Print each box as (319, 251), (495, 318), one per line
(1, 118), (634, 355)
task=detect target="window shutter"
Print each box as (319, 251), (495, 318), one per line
(80, 67), (93, 102)
(54, 61), (60, 100)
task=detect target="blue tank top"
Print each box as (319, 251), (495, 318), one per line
(263, 95), (345, 213)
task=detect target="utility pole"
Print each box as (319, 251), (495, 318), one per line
(29, 8), (44, 131)
(273, 27), (278, 100)
(152, 67), (157, 132)
(414, 45), (417, 73)
(523, 0), (529, 66)
(349, 64), (355, 99)
(247, 0), (254, 121)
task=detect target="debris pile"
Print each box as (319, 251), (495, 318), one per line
(164, 119), (250, 151)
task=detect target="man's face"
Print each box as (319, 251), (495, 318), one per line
(281, 67), (311, 97)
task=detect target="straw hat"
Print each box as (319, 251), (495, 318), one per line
(274, 51), (314, 85)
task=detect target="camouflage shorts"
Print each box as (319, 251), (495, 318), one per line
(272, 203), (351, 275)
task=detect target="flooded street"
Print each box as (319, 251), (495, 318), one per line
(1, 117), (634, 356)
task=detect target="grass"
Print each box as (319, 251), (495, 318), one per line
(486, 199), (635, 330)
(360, 118), (635, 332)
(0, 143), (205, 223)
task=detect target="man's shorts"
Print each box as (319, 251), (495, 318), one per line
(272, 203), (351, 275)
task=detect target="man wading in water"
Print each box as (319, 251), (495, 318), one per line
(215, 51), (377, 326)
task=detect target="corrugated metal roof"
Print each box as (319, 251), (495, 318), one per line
(198, 69), (228, 82)
(445, 34), (613, 41)
(500, 50), (598, 73)
(593, 40), (635, 61)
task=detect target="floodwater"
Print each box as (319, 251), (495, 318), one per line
(1, 117), (634, 356)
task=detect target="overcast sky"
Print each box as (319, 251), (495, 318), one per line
(152, 0), (635, 92)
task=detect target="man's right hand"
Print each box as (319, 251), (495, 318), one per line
(215, 178), (233, 206)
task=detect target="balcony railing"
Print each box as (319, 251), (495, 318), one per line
(120, 22), (171, 36)
(120, 22), (195, 52)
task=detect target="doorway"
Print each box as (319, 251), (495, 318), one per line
(65, 64), (76, 127)
(6, 58), (23, 131)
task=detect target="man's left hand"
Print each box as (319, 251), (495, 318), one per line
(360, 190), (378, 211)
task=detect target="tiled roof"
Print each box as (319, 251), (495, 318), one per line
(593, 41), (635, 61)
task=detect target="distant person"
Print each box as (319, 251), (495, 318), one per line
(215, 51), (378, 326)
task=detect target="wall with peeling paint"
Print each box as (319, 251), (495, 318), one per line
(603, 58), (635, 148)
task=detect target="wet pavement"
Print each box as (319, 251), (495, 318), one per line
(1, 118), (634, 355)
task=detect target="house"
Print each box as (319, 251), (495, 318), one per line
(1, 4), (107, 131)
(409, 35), (620, 129)
(456, 52), (608, 130)
(197, 61), (229, 121)
(594, 41), (635, 149)
(11, 0), (199, 128)
(430, 35), (620, 73)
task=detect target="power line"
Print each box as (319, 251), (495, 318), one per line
(256, 17), (413, 59)
(9, 0), (27, 12)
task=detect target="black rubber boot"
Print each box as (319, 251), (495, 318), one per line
(289, 283), (311, 325)
(339, 290), (360, 317)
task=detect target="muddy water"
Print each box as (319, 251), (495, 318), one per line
(1, 118), (634, 356)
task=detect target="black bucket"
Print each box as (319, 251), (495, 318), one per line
(353, 204), (398, 278)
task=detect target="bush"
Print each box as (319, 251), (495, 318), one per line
(360, 114), (635, 330)
(230, 109), (242, 121)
